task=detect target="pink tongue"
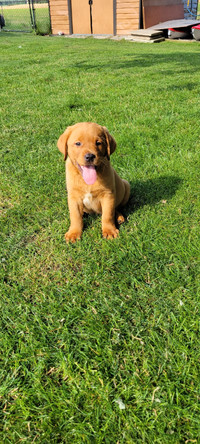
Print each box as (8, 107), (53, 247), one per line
(81, 165), (97, 185)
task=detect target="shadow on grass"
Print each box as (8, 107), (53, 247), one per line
(71, 52), (200, 73)
(83, 175), (182, 230)
(127, 175), (182, 214)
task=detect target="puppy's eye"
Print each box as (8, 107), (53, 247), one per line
(96, 141), (101, 146)
(75, 141), (81, 146)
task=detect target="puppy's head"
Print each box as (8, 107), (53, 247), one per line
(57, 122), (116, 185)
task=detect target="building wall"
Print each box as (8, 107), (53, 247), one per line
(49, 0), (70, 35)
(116, 0), (140, 35)
(49, 0), (140, 35)
(49, 0), (141, 35)
(49, 0), (198, 36)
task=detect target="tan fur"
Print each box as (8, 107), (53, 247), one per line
(57, 122), (130, 242)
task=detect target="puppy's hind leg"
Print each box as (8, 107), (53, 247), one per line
(121, 180), (130, 206)
(115, 210), (125, 225)
(115, 180), (130, 225)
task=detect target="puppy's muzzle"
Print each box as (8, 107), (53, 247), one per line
(84, 153), (96, 163)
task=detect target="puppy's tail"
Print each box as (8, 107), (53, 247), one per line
(121, 180), (130, 206)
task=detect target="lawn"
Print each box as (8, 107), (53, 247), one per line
(0, 33), (199, 443)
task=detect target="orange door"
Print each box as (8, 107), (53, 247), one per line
(71, 0), (91, 34)
(71, 0), (113, 35)
(93, 0), (113, 34)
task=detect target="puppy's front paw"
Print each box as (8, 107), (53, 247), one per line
(102, 225), (119, 240)
(65, 230), (81, 243)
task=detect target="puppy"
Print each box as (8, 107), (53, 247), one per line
(57, 122), (130, 242)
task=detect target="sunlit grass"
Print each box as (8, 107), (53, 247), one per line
(0, 33), (199, 443)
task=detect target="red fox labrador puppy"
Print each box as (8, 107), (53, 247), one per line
(57, 122), (130, 242)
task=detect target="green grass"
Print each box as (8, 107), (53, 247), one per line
(0, 33), (200, 443)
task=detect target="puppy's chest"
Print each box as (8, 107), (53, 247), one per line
(83, 192), (93, 209)
(83, 192), (101, 213)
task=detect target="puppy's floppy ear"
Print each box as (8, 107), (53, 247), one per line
(102, 126), (116, 160)
(57, 126), (73, 161)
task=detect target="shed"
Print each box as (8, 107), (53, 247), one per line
(49, 0), (185, 36)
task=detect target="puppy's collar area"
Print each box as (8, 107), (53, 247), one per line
(77, 163), (97, 185)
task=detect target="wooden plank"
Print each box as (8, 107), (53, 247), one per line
(117, 28), (139, 34)
(51, 21), (69, 31)
(49, 2), (68, 18)
(131, 28), (163, 35)
(117, 26), (139, 31)
(51, 18), (69, 23)
(51, 17), (69, 23)
(117, 19), (140, 23)
(117, 1), (139, 6)
(117, 0), (139, 4)
(128, 36), (165, 41)
(117, 2), (139, 6)
(50, 10), (69, 16)
(117, 7), (139, 12)
(50, 5), (68, 11)
(50, 2), (68, 7)
(117, 11), (139, 16)
(50, 6), (68, 12)
(52, 17), (69, 26)
(117, 1), (139, 4)
(118, 15), (140, 20)
(117, 18), (139, 25)
(117, 14), (140, 19)
(51, 25), (69, 29)
(50, 0), (68, 5)
(52, 28), (69, 34)
(51, 21), (69, 26)
(117, 21), (139, 29)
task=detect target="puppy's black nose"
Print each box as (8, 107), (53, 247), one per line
(85, 153), (96, 163)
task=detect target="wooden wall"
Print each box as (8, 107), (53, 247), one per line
(142, 0), (184, 29)
(116, 0), (140, 35)
(49, 0), (70, 35)
(49, 0), (186, 36)
(49, 0), (140, 35)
